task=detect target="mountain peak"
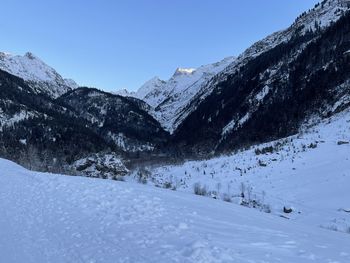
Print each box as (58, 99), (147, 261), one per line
(174, 68), (196, 76)
(0, 51), (11, 58)
(24, 52), (37, 60)
(0, 51), (78, 98)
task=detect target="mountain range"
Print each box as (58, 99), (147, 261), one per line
(1, 0), (350, 175)
(115, 56), (236, 133)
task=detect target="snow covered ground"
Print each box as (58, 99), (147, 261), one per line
(0, 157), (350, 263)
(1, 109), (350, 262)
(135, 110), (350, 236)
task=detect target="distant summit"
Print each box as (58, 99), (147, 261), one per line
(0, 51), (78, 98)
(116, 56), (236, 133)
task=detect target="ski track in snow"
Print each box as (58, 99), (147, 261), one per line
(0, 155), (350, 262)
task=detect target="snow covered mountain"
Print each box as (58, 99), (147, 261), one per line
(116, 57), (235, 133)
(2, 2), (350, 260)
(2, 0), (350, 173)
(0, 108), (349, 262)
(0, 52), (78, 98)
(58, 88), (169, 153)
(0, 69), (169, 173)
(117, 1), (350, 135)
(172, 0), (350, 154)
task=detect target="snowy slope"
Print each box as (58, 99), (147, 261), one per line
(132, 109), (350, 235)
(171, 0), (350, 138)
(0, 52), (78, 98)
(1, 157), (350, 262)
(116, 1), (349, 134)
(224, 0), (350, 74)
(116, 57), (235, 133)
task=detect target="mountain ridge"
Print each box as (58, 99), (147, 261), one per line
(116, 56), (236, 133)
(0, 51), (78, 98)
(1, 0), (350, 173)
(171, 2), (350, 155)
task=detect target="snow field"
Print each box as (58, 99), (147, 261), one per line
(1, 158), (350, 262)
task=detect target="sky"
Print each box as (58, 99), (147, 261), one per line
(1, 0), (319, 92)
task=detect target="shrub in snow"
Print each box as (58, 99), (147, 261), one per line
(255, 146), (274, 155)
(239, 183), (271, 213)
(193, 183), (207, 196)
(308, 142), (318, 149)
(137, 174), (148, 184)
(258, 160), (267, 167)
(136, 166), (151, 184)
(163, 181), (176, 190)
(163, 182), (172, 189)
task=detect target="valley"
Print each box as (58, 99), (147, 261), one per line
(1, 1), (350, 262)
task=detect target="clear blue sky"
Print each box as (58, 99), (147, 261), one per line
(1, 0), (319, 91)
